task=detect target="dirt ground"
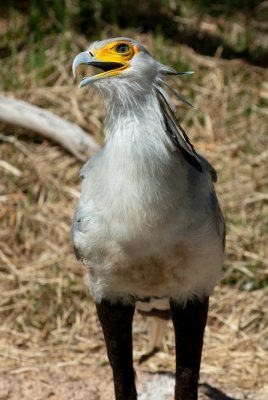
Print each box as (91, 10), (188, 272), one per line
(0, 365), (267, 400)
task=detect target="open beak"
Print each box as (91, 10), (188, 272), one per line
(72, 51), (126, 88)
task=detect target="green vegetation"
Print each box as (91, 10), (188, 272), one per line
(2, 1), (268, 65)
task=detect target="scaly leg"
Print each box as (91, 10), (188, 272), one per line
(170, 296), (209, 400)
(95, 299), (137, 400)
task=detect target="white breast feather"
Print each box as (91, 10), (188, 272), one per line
(72, 92), (224, 304)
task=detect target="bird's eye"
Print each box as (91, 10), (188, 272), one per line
(115, 43), (130, 54)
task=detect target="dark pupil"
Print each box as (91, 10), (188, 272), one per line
(117, 44), (129, 53)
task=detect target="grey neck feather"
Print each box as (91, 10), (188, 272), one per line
(97, 76), (202, 173)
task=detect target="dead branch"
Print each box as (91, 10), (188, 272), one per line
(0, 96), (100, 160)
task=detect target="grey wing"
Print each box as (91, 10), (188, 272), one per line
(199, 154), (225, 246)
(197, 153), (217, 183)
(209, 190), (226, 250)
(79, 148), (104, 179)
(71, 149), (104, 260)
(71, 209), (82, 260)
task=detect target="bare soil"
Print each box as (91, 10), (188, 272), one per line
(0, 365), (267, 400)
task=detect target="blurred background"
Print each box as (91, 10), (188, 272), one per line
(0, 1), (267, 399)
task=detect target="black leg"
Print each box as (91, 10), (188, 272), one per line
(95, 299), (137, 400)
(170, 296), (209, 400)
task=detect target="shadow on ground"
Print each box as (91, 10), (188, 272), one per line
(200, 383), (240, 400)
(144, 371), (240, 400)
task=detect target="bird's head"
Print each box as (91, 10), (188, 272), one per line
(72, 38), (160, 94)
(72, 37), (201, 170)
(72, 37), (192, 102)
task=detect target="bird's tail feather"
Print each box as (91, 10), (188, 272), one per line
(136, 297), (170, 364)
(139, 317), (168, 364)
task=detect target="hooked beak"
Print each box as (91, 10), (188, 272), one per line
(72, 51), (126, 88)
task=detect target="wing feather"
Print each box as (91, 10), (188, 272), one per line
(155, 86), (203, 172)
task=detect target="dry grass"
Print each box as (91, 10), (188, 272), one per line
(0, 24), (268, 398)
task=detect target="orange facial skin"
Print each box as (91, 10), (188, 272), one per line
(73, 40), (142, 87)
(90, 41), (139, 79)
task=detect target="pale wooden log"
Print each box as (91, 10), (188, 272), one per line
(0, 96), (100, 160)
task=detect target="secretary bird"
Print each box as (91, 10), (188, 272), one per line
(72, 38), (225, 400)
